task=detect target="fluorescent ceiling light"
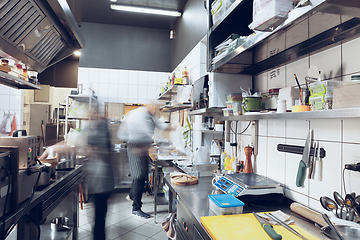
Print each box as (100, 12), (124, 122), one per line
(110, 4), (181, 17)
(74, 51), (81, 57)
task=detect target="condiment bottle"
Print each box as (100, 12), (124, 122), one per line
(224, 155), (230, 170)
(240, 161), (244, 173)
(244, 145), (253, 173)
(23, 68), (28, 81)
(182, 67), (189, 85)
(221, 151), (227, 170)
(16, 64), (23, 78)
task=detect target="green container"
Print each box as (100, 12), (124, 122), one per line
(242, 97), (262, 112)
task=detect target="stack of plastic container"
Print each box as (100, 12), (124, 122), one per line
(309, 80), (342, 111)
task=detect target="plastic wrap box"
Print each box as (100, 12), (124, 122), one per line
(249, 0), (293, 31)
(208, 194), (245, 215)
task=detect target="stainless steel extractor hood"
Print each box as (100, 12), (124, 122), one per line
(0, 0), (84, 73)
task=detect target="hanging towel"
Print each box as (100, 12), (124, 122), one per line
(9, 115), (17, 136)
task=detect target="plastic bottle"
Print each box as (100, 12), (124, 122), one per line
(224, 155), (230, 170)
(231, 157), (236, 171)
(182, 67), (189, 85)
(174, 67), (182, 85)
(221, 151), (227, 170)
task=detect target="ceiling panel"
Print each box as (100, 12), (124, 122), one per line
(79, 0), (188, 29)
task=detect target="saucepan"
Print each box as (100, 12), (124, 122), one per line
(50, 217), (71, 231)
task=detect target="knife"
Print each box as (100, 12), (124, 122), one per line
(253, 212), (282, 240)
(296, 129), (312, 187)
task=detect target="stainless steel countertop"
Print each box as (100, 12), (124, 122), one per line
(164, 175), (325, 239)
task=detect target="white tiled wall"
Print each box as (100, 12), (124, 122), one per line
(0, 84), (23, 137)
(245, 35), (360, 213)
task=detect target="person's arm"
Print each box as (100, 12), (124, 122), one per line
(38, 141), (74, 161)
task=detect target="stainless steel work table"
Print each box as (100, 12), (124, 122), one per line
(5, 165), (82, 240)
(164, 175), (325, 240)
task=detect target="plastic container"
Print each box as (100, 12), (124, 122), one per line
(277, 99), (286, 113)
(211, 0), (225, 24)
(208, 194), (245, 215)
(232, 102), (242, 116)
(309, 80), (342, 96)
(310, 94), (333, 111)
(222, 108), (233, 116)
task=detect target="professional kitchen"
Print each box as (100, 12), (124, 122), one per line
(0, 0), (360, 239)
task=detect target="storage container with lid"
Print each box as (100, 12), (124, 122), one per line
(309, 80), (342, 96)
(208, 194), (245, 215)
(222, 108), (233, 116)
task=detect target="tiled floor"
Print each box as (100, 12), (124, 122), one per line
(78, 192), (170, 240)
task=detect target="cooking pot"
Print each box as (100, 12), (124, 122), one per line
(50, 217), (71, 231)
(37, 163), (51, 186)
(242, 97), (262, 112)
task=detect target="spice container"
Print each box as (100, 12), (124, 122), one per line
(232, 102), (242, 115)
(208, 194), (245, 215)
(222, 108), (233, 116)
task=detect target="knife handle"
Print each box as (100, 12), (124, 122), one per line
(262, 223), (282, 240)
(308, 159), (314, 179)
(296, 160), (307, 187)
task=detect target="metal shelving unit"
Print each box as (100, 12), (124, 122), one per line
(0, 70), (40, 89)
(188, 107), (223, 116)
(64, 95), (98, 141)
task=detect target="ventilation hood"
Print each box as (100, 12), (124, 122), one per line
(0, 0), (84, 73)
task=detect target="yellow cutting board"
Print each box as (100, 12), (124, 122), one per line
(200, 213), (320, 240)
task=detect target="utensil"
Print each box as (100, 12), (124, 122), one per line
(334, 191), (346, 219)
(266, 212), (308, 240)
(296, 129), (312, 187)
(321, 225), (360, 240)
(50, 217), (71, 231)
(315, 222), (334, 239)
(314, 141), (323, 181)
(345, 194), (360, 219)
(322, 213), (344, 240)
(290, 202), (327, 226)
(320, 196), (340, 218)
(252, 212), (282, 240)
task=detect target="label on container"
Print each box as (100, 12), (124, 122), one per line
(211, 0), (222, 15)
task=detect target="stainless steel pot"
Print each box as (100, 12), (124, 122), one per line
(37, 164), (51, 186)
(50, 217), (71, 231)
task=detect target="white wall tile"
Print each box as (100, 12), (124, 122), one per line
(108, 69), (119, 84)
(268, 120), (286, 138)
(256, 137), (267, 176)
(309, 12), (340, 38)
(137, 85), (148, 100)
(129, 70), (139, 85)
(108, 83), (119, 99)
(310, 119), (341, 142)
(118, 70), (129, 84)
(147, 85), (158, 101)
(267, 137), (286, 183)
(343, 119), (360, 143)
(88, 68), (99, 83)
(286, 19), (308, 49)
(342, 37), (360, 76)
(0, 84), (10, 94)
(310, 45), (342, 80)
(285, 57), (309, 88)
(342, 143), (360, 195)
(286, 120), (309, 139)
(128, 85), (138, 100)
(254, 72), (268, 94)
(284, 189), (309, 206)
(285, 138), (309, 195)
(0, 95), (10, 109)
(138, 71), (148, 85)
(309, 141), (341, 201)
(268, 66), (285, 89)
(239, 121), (251, 135)
(9, 94), (22, 111)
(267, 33), (285, 59)
(97, 83), (109, 98)
(98, 68), (109, 84)
(118, 84), (129, 100)
(147, 72), (158, 86)
(258, 119), (267, 136)
(308, 198), (326, 215)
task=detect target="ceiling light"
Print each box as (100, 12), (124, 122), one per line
(110, 4), (182, 17)
(110, 0), (117, 2)
(74, 51), (81, 57)
(170, 30), (174, 39)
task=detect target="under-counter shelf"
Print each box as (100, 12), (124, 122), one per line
(219, 108), (360, 121)
(0, 70), (40, 89)
(188, 107), (223, 116)
(209, 0), (360, 74)
(68, 94), (97, 103)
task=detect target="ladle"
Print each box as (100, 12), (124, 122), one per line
(321, 196), (340, 218)
(334, 191), (346, 219)
(322, 213), (344, 240)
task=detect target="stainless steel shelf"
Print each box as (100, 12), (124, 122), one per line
(68, 94), (97, 103)
(219, 108), (360, 121)
(210, 0), (246, 33)
(158, 85), (191, 101)
(0, 70), (41, 89)
(160, 103), (193, 113)
(201, 130), (224, 134)
(188, 108), (223, 116)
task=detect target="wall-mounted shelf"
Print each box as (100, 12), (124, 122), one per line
(201, 130), (223, 134)
(188, 107), (223, 116)
(158, 85), (192, 101)
(0, 70), (41, 89)
(208, 0), (360, 74)
(160, 103), (193, 113)
(220, 108), (360, 121)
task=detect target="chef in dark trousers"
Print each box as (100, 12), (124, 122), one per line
(118, 104), (173, 219)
